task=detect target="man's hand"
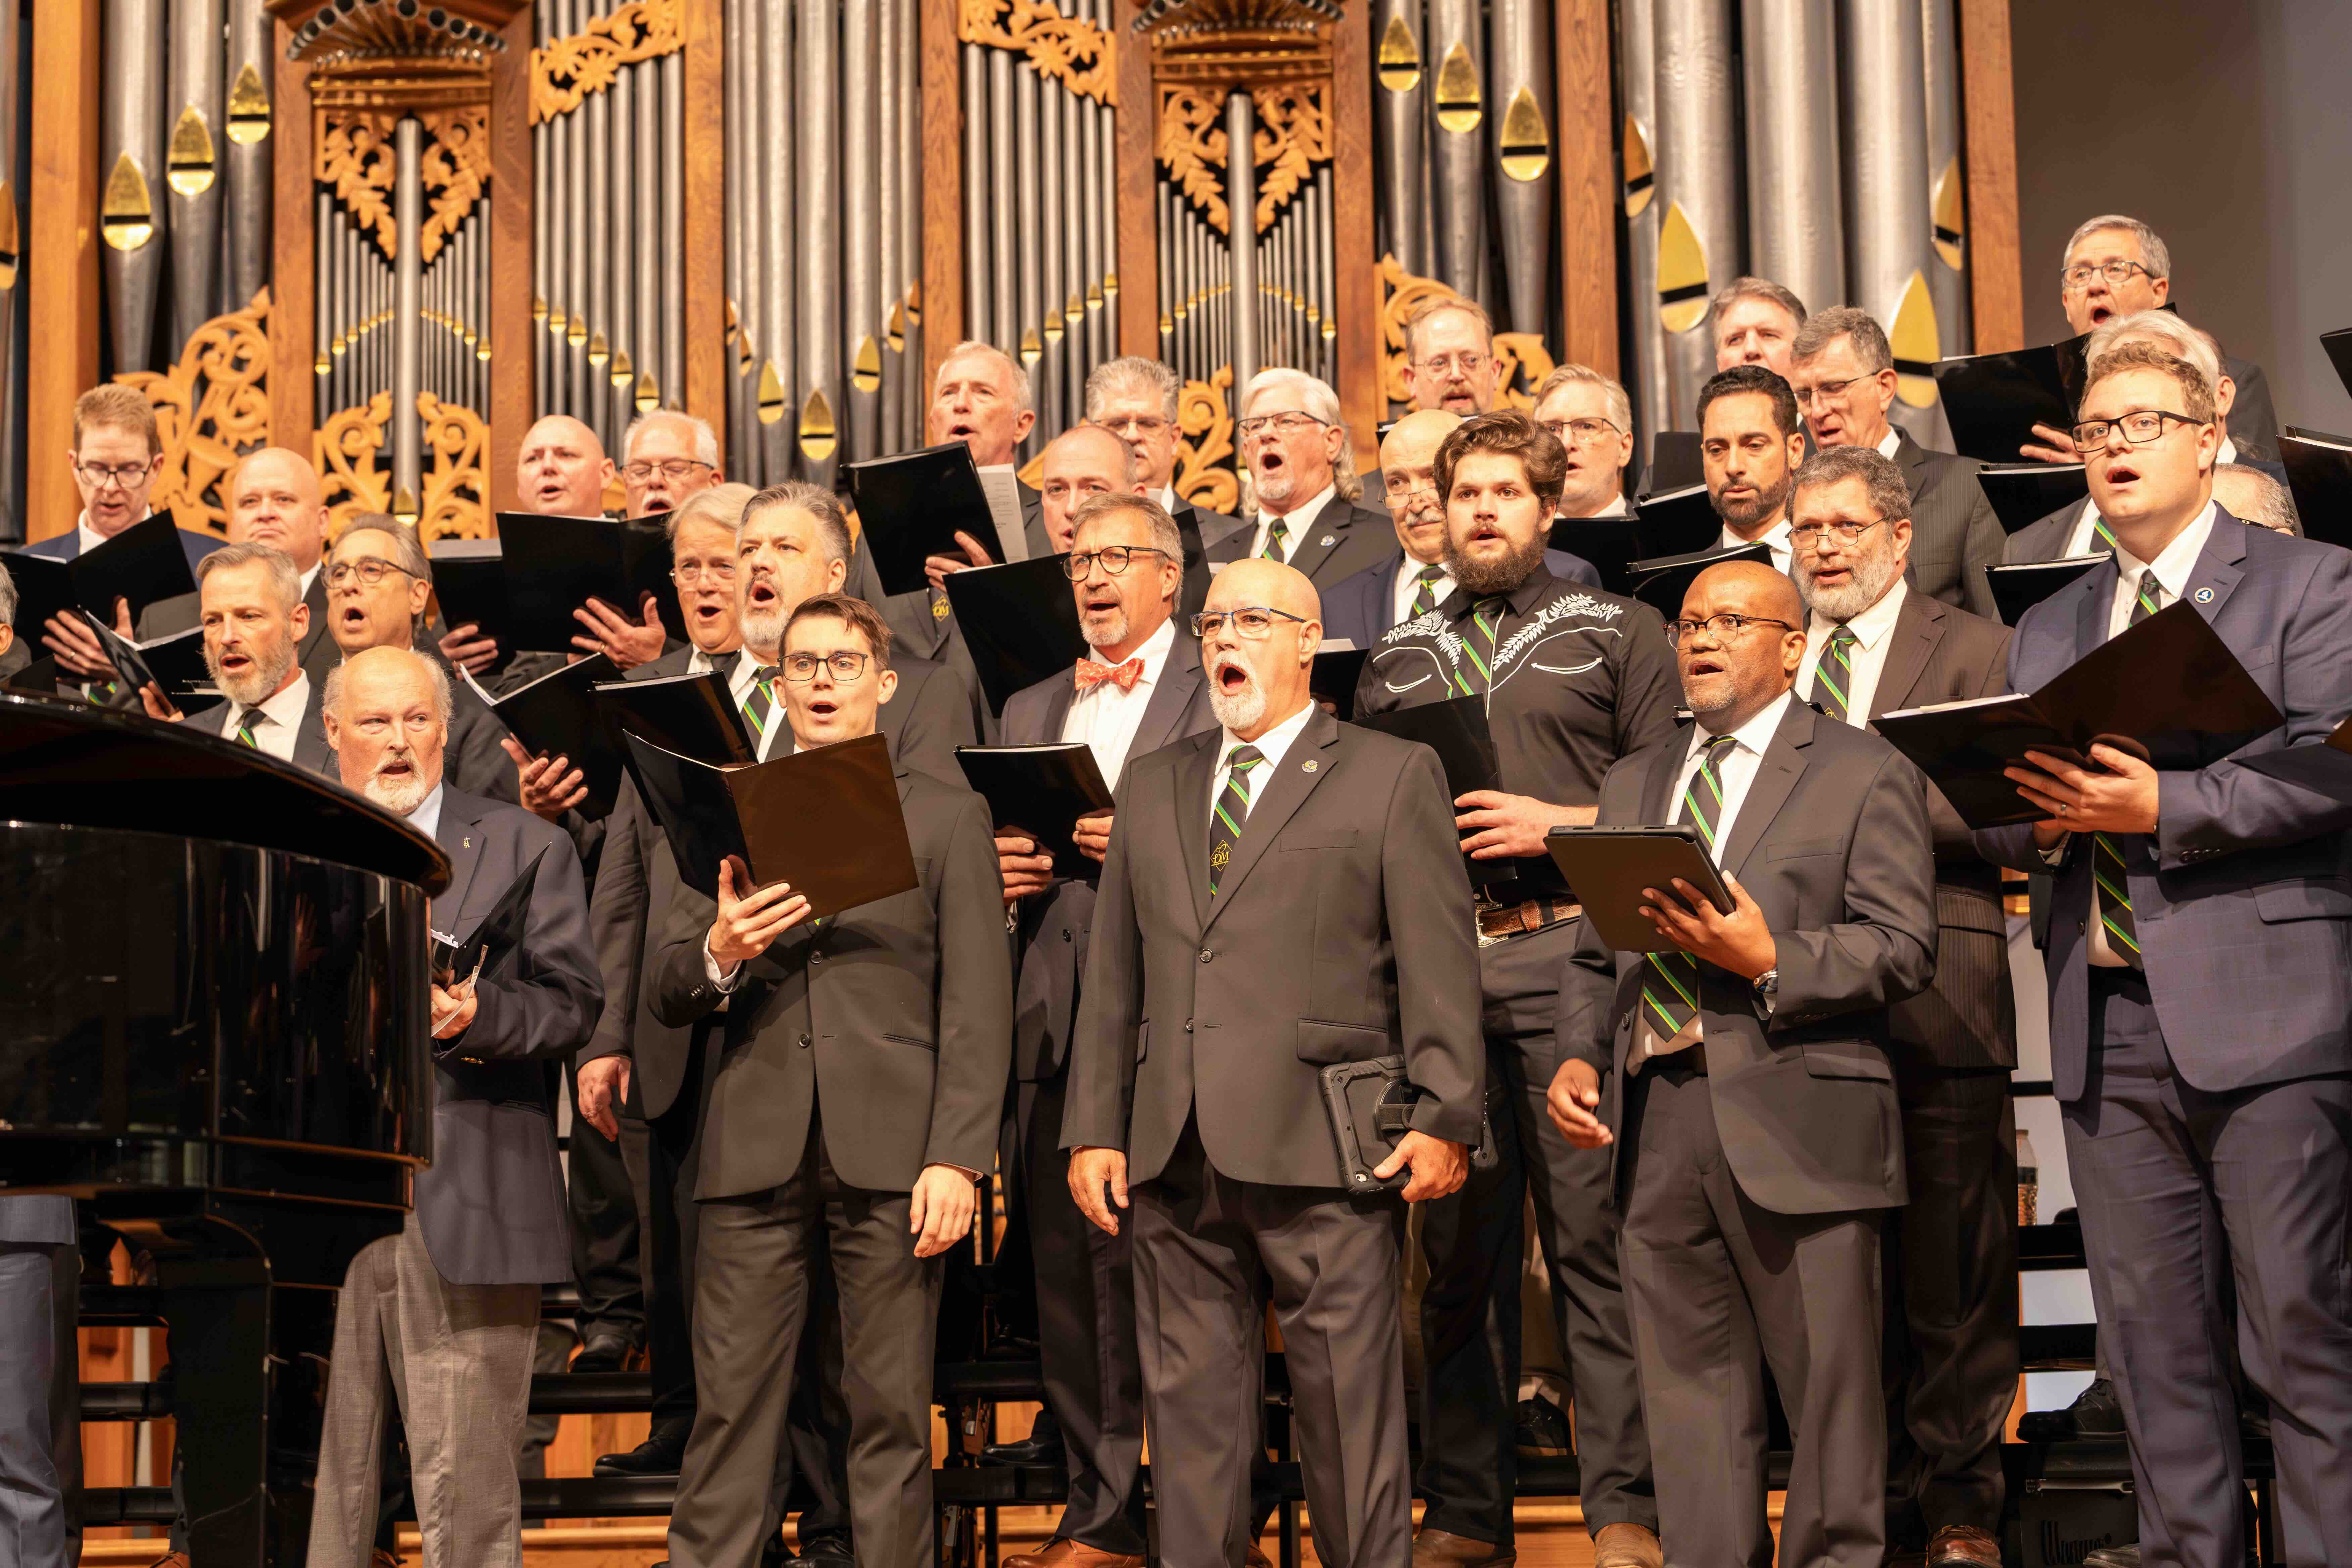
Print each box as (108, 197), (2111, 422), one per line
(1456, 792), (1594, 860)
(2018, 423), (2082, 466)
(43, 597), (132, 679)
(429, 980), (478, 1040)
(571, 593), (668, 669)
(2031, 820), (2072, 852)
(1072, 809), (1115, 864)
(923, 530), (997, 596)
(1373, 1130), (1469, 1203)
(439, 622), (502, 676)
(706, 856), (811, 970)
(1547, 1060), (1611, 1148)
(503, 736), (589, 820)
(1068, 1146), (1129, 1236)
(577, 1054), (633, 1140)
(1642, 871), (1777, 981)
(996, 832), (1055, 904)
(2006, 745), (2159, 836)
(909, 1165), (978, 1258)
(136, 682), (183, 722)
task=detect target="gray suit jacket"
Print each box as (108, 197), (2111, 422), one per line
(1975, 511), (2352, 1100)
(1556, 701), (1938, 1215)
(2002, 501), (2085, 566)
(1203, 492), (1399, 589)
(0, 1196), (74, 1244)
(2224, 354), (2279, 462)
(415, 787), (603, 1284)
(178, 673), (335, 775)
(1061, 708), (1486, 1188)
(649, 765), (1013, 1198)
(1892, 429), (2006, 622)
(1858, 591), (2018, 1070)
(1000, 632), (1219, 1084)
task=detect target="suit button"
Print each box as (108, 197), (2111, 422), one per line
(1198, 948), (1213, 963)
(2077, 920), (2088, 933)
(811, 952), (825, 964)
(797, 1032), (811, 1048)
(1062, 929), (1072, 942)
(1184, 1019), (1195, 1032)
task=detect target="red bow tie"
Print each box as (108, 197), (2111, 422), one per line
(1075, 657), (1144, 693)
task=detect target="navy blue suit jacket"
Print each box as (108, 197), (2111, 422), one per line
(20, 523), (223, 571)
(1322, 547), (1600, 649)
(1975, 509), (2352, 1100)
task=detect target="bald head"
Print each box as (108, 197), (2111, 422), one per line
(1038, 423), (1142, 552)
(1675, 561), (1807, 732)
(323, 645), (450, 816)
(1379, 409), (1465, 564)
(228, 446), (329, 572)
(518, 414), (615, 516)
(1199, 559), (1320, 739)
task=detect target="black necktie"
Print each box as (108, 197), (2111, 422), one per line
(234, 706), (264, 747)
(1209, 744), (1266, 896)
(1641, 735), (1738, 1036)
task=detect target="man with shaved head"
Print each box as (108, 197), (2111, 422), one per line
(1063, 557), (1483, 1568)
(1035, 423), (1145, 555)
(1549, 557), (1937, 1568)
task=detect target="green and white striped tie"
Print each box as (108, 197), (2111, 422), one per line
(1813, 624), (1860, 723)
(1640, 735), (1738, 1037)
(1260, 515), (1290, 560)
(233, 706), (264, 747)
(2091, 569), (2161, 962)
(1208, 743), (1266, 897)
(740, 664), (780, 747)
(1409, 564), (1447, 620)
(1449, 596), (1508, 696)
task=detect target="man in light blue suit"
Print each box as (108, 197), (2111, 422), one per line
(1977, 342), (2352, 1568)
(0, 1195), (80, 1568)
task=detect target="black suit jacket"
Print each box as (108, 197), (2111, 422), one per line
(1892, 429), (2005, 622)
(416, 787), (603, 1284)
(1172, 498), (1241, 621)
(1556, 700), (1938, 1215)
(1321, 547), (1603, 649)
(1203, 492), (1398, 589)
(2224, 354), (2279, 462)
(1000, 632), (1219, 1084)
(649, 765), (1013, 1197)
(1062, 707), (1486, 1188)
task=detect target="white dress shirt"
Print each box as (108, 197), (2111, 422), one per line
(1570, 494), (1634, 520)
(1633, 691), (1795, 1065)
(1390, 555), (1457, 628)
(296, 561), (322, 602)
(407, 781), (447, 843)
(1207, 698), (1317, 832)
(1717, 516), (1794, 575)
(1062, 617), (1176, 786)
(1874, 427), (1903, 460)
(1157, 485), (1184, 516)
(1801, 578), (1910, 724)
(215, 669), (312, 762)
(1245, 484), (1337, 565)
(2062, 498), (2110, 558)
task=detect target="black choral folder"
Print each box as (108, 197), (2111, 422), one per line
(2280, 428), (2352, 553)
(1626, 541), (1773, 620)
(1984, 555), (2110, 628)
(956, 743), (1115, 881)
(1311, 641), (1370, 722)
(0, 511), (201, 640)
(2321, 329), (2352, 401)
(81, 612), (214, 703)
(844, 442), (1002, 600)
(1543, 825), (1736, 952)
(495, 511), (673, 653)
(941, 554), (1085, 716)
(1632, 482), (1724, 562)
(428, 537), (510, 666)
(430, 845), (549, 988)
(1975, 462), (2091, 536)
(1352, 693), (1508, 889)
(1930, 334), (2091, 463)
(593, 667), (757, 766)
(1873, 599), (2285, 829)
(620, 729), (918, 915)
(1548, 514), (1648, 596)
(475, 653), (625, 819)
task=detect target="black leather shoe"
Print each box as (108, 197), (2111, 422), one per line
(1514, 1394), (1573, 1459)
(2018, 1376), (2125, 1441)
(985, 1409), (1064, 1466)
(570, 1336), (634, 1374)
(594, 1421), (692, 1478)
(796, 1533), (854, 1567)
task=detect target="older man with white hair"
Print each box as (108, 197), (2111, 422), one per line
(1206, 368), (1393, 586)
(1086, 356), (1242, 611)
(621, 410), (723, 517)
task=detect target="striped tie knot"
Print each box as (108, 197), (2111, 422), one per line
(1260, 517), (1289, 559)
(1209, 744), (1267, 895)
(1410, 563), (1447, 619)
(741, 666), (780, 743)
(234, 706), (265, 747)
(1814, 623), (1861, 722)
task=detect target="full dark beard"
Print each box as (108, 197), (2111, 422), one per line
(1714, 473), (1793, 530)
(1443, 531), (1548, 597)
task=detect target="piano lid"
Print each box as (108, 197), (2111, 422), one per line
(0, 689), (451, 895)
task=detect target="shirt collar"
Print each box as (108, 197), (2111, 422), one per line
(978, 462), (1016, 476)
(1082, 613), (1176, 687)
(1219, 698), (1317, 777)
(247, 669), (312, 729)
(1693, 689), (1795, 755)
(1808, 575), (1908, 652)
(2112, 498), (2219, 601)
(1873, 427), (1904, 460)
(76, 505), (154, 555)
(1719, 515), (1793, 553)
(1157, 485), (1183, 514)
(1571, 493), (1633, 519)
(1265, 482), (1337, 528)
(296, 561), (321, 601)
(1441, 561), (1563, 621)
(406, 781), (447, 842)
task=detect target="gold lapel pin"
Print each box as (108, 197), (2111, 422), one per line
(1303, 760), (1319, 772)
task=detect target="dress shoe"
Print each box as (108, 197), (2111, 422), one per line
(796, 1531), (855, 1566)
(1412, 1526), (1517, 1567)
(1000, 1537), (1146, 1568)
(2081, 1547), (2140, 1568)
(1514, 1394), (1573, 1459)
(1925, 1524), (2003, 1566)
(1591, 1522), (1663, 1568)
(595, 1420), (691, 1477)
(2017, 1376), (2126, 1441)
(569, 1335), (635, 1374)
(984, 1408), (1066, 1467)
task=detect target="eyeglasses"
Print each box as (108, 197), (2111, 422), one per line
(1538, 416), (1622, 445)
(781, 650), (871, 682)
(1413, 351), (1490, 378)
(1063, 545), (1172, 578)
(670, 560), (738, 585)
(1663, 613), (1797, 646)
(1385, 471), (1439, 498)
(1097, 414), (1171, 438)
(326, 558), (420, 588)
(1237, 411), (1328, 439)
(1190, 606), (1308, 640)
(1789, 518), (1889, 548)
(620, 458), (715, 483)
(74, 459), (155, 491)
(2070, 409), (2202, 450)
(2061, 259), (2156, 290)
(1791, 375), (1872, 408)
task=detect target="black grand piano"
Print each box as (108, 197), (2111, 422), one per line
(0, 690), (445, 1564)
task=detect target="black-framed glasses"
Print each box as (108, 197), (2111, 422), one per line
(1538, 416), (1622, 445)
(781, 650), (871, 681)
(74, 459), (156, 491)
(1063, 545), (1173, 579)
(2070, 409), (2202, 450)
(620, 458), (715, 482)
(1190, 606), (1308, 640)
(326, 557), (421, 588)
(2061, 259), (2156, 290)
(1791, 374), (1870, 408)
(1663, 613), (1797, 646)
(1237, 411), (1328, 439)
(1789, 518), (1890, 549)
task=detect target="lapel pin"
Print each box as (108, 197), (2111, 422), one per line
(1303, 759), (1319, 773)
(2194, 586), (2214, 604)
(1319, 534), (1336, 548)
(463, 836), (472, 849)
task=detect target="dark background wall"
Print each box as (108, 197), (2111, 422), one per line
(2007, 0), (2352, 433)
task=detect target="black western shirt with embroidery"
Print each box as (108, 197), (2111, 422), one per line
(1351, 566), (1682, 903)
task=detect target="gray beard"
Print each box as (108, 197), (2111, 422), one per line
(1443, 531), (1547, 597)
(738, 603), (786, 655)
(212, 639), (297, 709)
(364, 756), (435, 815)
(1082, 607), (1131, 651)
(1207, 675), (1267, 733)
(1799, 553), (1902, 623)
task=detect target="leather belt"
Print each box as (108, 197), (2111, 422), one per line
(1476, 897), (1581, 946)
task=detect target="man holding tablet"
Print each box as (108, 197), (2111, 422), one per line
(1547, 559), (1937, 1568)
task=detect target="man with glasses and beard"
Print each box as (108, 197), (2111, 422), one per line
(1531, 365), (1639, 522)
(136, 542), (331, 772)
(1700, 366), (1809, 577)
(1355, 411), (1676, 1568)
(1785, 448), (2019, 1568)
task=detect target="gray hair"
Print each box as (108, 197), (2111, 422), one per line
(0, 558), (15, 630)
(1530, 362), (1633, 435)
(1791, 445), (1914, 524)
(322, 647), (453, 726)
(1709, 276), (1808, 335)
(196, 540), (303, 611)
(743, 480), (852, 566)
(2063, 214), (2170, 281)
(936, 340), (1033, 414)
(2215, 463), (2299, 535)
(336, 512), (433, 585)
(1067, 490), (1184, 570)
(1404, 295), (1494, 362)
(1791, 305), (1894, 375)
(2084, 309), (2221, 399)
(1085, 356), (1183, 424)
(668, 481), (756, 542)
(1238, 366), (1362, 503)
(624, 409), (720, 469)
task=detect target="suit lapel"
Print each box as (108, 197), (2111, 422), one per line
(1038, 668), (1078, 745)
(431, 791), (488, 932)
(1201, 708), (1340, 934)
(1868, 593), (1944, 720)
(2073, 555), (2118, 663)
(2184, 508), (2249, 622)
(1718, 703), (1813, 879)
(1174, 734), (1218, 931)
(1293, 497), (1352, 583)
(1121, 637), (1206, 787)
(1640, 730), (1686, 825)
(294, 681), (333, 775)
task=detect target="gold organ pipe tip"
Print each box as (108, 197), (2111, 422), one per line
(1932, 155), (1966, 269)
(1498, 88), (1551, 183)
(393, 487), (420, 526)
(101, 153), (155, 251)
(1103, 272), (1118, 299)
(1622, 114), (1655, 218)
(798, 387), (838, 463)
(548, 309), (568, 337)
(0, 180), (17, 290)
(1377, 12), (1422, 93)
(588, 330), (609, 367)
(755, 360), (786, 425)
(1888, 270), (1943, 409)
(635, 371), (660, 412)
(567, 318), (587, 348)
(852, 334), (882, 392)
(886, 299), (906, 352)
(1086, 283), (1103, 309)
(1065, 293), (1083, 324)
(314, 352), (331, 375)
(1656, 202), (1711, 335)
(1322, 319), (1336, 341)
(1433, 42), (1482, 134)
(167, 106), (217, 197)
(479, 340), (494, 362)
(1158, 313), (1173, 335)
(1019, 328), (1041, 365)
(905, 280), (922, 326)
(532, 295), (547, 322)
(610, 347), (634, 387)
(226, 63), (272, 146)
(1043, 317), (1065, 343)
(331, 333), (347, 355)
